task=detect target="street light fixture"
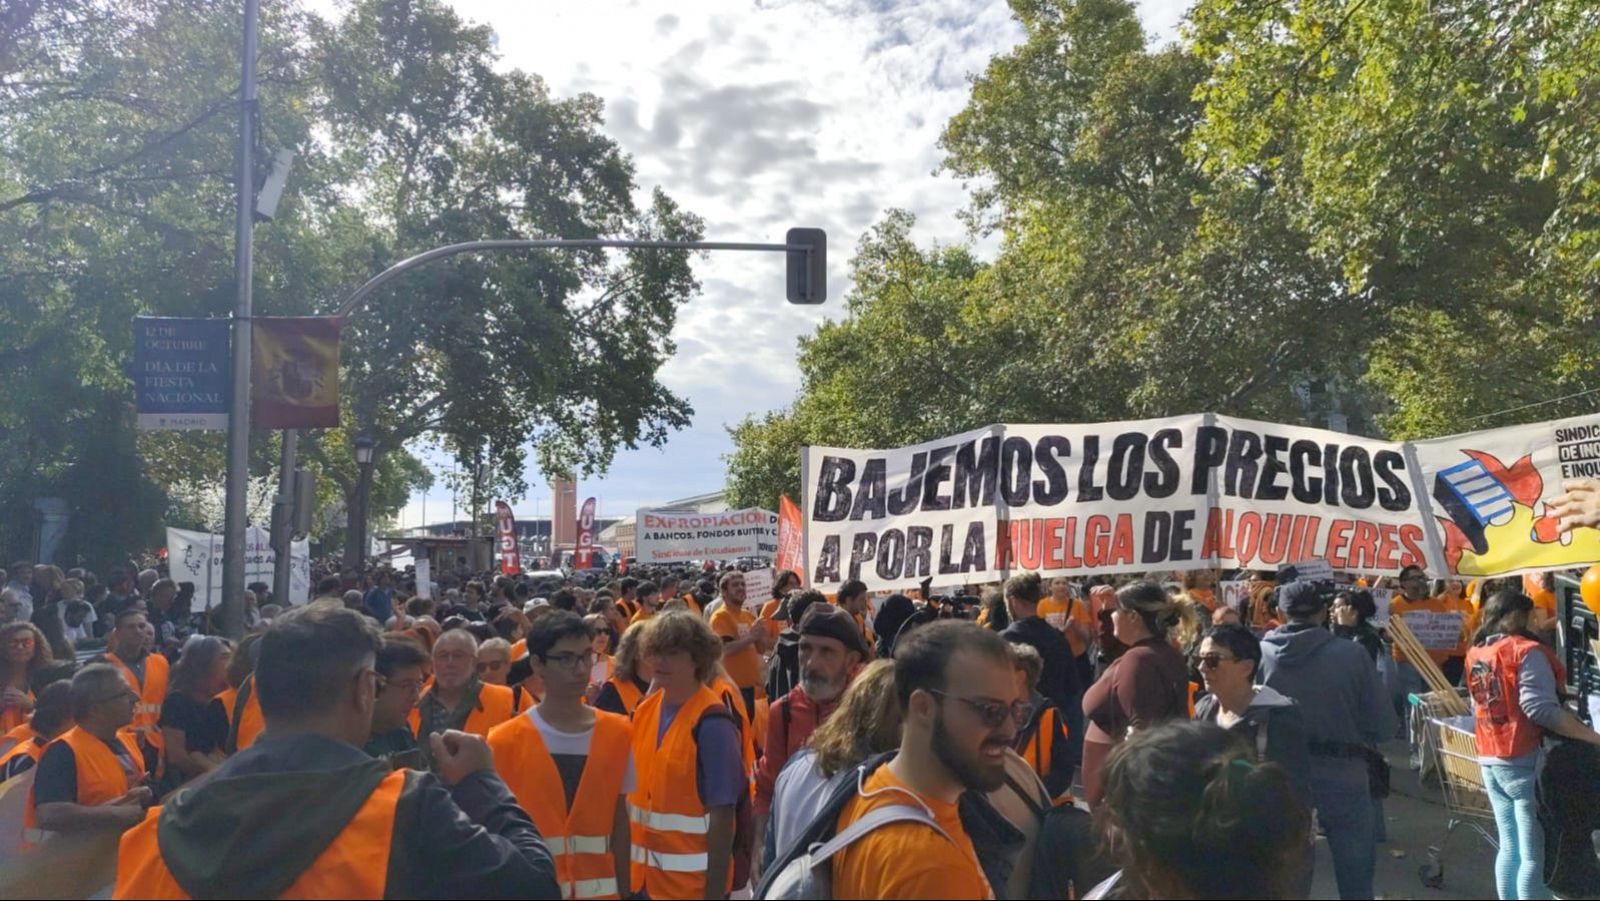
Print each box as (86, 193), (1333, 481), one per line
(345, 432), (376, 571)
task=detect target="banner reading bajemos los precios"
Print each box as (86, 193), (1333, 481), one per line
(804, 412), (1600, 592)
(636, 508), (779, 564)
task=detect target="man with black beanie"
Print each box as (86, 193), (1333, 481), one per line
(752, 603), (867, 877)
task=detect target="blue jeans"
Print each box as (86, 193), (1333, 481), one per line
(1483, 762), (1551, 900)
(1312, 759), (1376, 900)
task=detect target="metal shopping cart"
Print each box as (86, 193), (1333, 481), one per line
(1416, 712), (1497, 889)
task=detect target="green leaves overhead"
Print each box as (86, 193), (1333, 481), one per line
(727, 0), (1600, 509)
(1, 0), (702, 563)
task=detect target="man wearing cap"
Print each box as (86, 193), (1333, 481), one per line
(751, 598), (867, 877)
(1259, 580), (1393, 901)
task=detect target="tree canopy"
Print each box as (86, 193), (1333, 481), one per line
(1, 0), (702, 567)
(726, 0), (1600, 509)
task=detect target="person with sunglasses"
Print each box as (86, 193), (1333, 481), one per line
(490, 611), (634, 901)
(114, 603), (559, 899)
(829, 619), (1018, 899)
(1192, 625), (1312, 807)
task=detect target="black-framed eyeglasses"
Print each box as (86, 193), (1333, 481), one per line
(541, 651), (597, 671)
(926, 688), (1027, 730)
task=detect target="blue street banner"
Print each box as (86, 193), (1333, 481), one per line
(133, 316), (230, 430)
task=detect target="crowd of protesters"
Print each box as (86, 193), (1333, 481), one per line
(2, 473), (1600, 900)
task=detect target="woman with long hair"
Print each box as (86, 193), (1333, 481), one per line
(1467, 590), (1600, 899)
(593, 621), (654, 717)
(0, 621), (53, 734)
(1080, 581), (1195, 807)
(160, 635), (233, 782)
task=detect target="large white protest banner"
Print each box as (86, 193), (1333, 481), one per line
(804, 412), (1600, 592)
(635, 508), (779, 564)
(167, 526), (309, 607)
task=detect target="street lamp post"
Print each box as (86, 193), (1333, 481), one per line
(345, 433), (375, 572)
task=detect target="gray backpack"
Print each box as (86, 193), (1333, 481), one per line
(758, 801), (951, 899)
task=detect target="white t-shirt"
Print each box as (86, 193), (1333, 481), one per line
(526, 707), (637, 794)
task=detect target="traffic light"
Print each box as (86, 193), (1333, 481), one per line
(786, 228), (826, 304)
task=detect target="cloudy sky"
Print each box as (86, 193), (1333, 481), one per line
(387, 0), (1190, 527)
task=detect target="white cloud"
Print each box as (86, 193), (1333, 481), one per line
(380, 0), (1190, 526)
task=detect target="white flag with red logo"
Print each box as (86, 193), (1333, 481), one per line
(575, 497), (598, 569)
(495, 501), (521, 575)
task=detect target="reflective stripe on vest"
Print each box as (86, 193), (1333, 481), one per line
(568, 876), (620, 899)
(627, 686), (731, 899)
(112, 769), (406, 899)
(626, 803), (710, 835)
(109, 652), (168, 754)
(629, 845), (709, 872)
(487, 709), (631, 900)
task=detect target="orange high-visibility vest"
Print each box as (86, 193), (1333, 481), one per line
(1467, 635), (1566, 759)
(408, 681), (526, 739)
(628, 686), (735, 900)
(1, 722), (37, 756)
(512, 638), (528, 660)
(113, 769), (407, 898)
(217, 675), (265, 753)
(23, 726), (143, 851)
(1021, 706), (1059, 783)
(606, 677), (644, 717)
(1, 691), (35, 734)
(0, 729), (45, 779)
(108, 651), (168, 758)
(489, 710), (632, 899)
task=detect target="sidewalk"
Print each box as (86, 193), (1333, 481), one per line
(1310, 740), (1497, 900)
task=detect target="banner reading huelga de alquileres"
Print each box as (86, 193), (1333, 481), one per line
(636, 507), (780, 564)
(803, 412), (1600, 592)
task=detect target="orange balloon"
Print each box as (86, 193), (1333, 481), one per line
(1524, 572), (1557, 613)
(1581, 565), (1600, 618)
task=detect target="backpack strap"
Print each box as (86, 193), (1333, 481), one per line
(805, 803), (949, 865)
(1004, 770), (1050, 822)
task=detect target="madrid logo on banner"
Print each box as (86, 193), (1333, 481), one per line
(133, 317), (230, 430)
(802, 412), (1600, 592)
(574, 497), (597, 569)
(495, 501), (521, 575)
(252, 316), (342, 429)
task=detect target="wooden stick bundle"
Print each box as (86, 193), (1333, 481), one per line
(1389, 614), (1468, 715)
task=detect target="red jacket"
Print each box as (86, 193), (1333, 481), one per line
(754, 686), (842, 816)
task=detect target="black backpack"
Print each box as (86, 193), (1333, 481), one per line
(765, 629), (801, 701)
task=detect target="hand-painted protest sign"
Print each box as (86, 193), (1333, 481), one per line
(804, 412), (1600, 592)
(636, 508), (779, 564)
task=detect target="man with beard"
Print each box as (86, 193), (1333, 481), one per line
(97, 609), (168, 776)
(752, 601), (867, 872)
(831, 620), (1016, 899)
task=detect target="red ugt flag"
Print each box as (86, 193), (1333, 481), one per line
(495, 501), (522, 575)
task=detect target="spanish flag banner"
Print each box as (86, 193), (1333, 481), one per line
(251, 316), (342, 429)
